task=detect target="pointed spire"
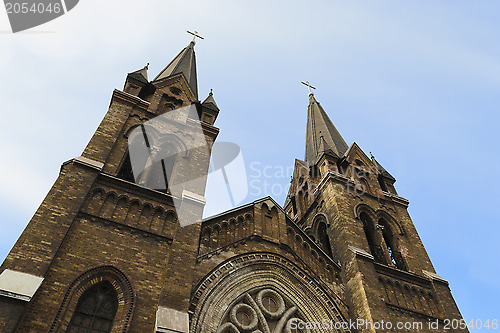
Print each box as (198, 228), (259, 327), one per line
(128, 63), (149, 83)
(154, 41), (198, 99)
(305, 92), (349, 165)
(202, 89), (219, 111)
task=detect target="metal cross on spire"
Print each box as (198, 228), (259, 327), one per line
(301, 81), (316, 95)
(187, 30), (204, 43)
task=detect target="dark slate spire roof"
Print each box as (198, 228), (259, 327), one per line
(202, 89), (219, 111)
(128, 64), (149, 83)
(370, 153), (396, 181)
(153, 41), (198, 99)
(305, 93), (349, 164)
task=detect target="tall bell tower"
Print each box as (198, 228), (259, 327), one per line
(0, 37), (220, 332)
(284, 88), (468, 332)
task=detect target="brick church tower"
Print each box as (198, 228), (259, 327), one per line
(0, 37), (467, 333)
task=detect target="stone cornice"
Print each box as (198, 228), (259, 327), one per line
(382, 191), (410, 207)
(61, 156), (104, 173)
(112, 89), (150, 110)
(348, 245), (374, 260)
(423, 270), (449, 285)
(375, 262), (433, 288)
(312, 170), (410, 208)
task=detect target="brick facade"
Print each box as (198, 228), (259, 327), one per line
(0, 42), (467, 333)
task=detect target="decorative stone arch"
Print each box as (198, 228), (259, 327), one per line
(165, 209), (177, 221)
(100, 191), (119, 219)
(355, 204), (389, 264)
(125, 199), (141, 225)
(358, 177), (371, 195)
(200, 226), (212, 253)
(309, 213), (328, 232)
(157, 133), (189, 159)
(189, 252), (349, 333)
(260, 199), (278, 212)
(127, 126), (188, 190)
(311, 213), (333, 258)
(87, 187), (106, 214)
(353, 203), (377, 222)
(50, 266), (134, 333)
(150, 206), (165, 232)
(123, 124), (144, 139)
(375, 210), (405, 235)
(354, 204), (404, 235)
(127, 123), (160, 144)
(128, 198), (141, 209)
(113, 195), (130, 214)
(295, 234), (303, 244)
(212, 223), (222, 248)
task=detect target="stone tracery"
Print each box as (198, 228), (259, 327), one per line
(190, 253), (350, 333)
(216, 288), (304, 333)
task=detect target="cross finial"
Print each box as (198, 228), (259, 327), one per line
(301, 81), (316, 95)
(187, 30), (204, 43)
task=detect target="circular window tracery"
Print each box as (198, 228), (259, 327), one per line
(256, 289), (286, 319)
(190, 253), (349, 333)
(217, 288), (304, 333)
(230, 303), (258, 331)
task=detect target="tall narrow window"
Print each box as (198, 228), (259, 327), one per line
(117, 153), (135, 182)
(142, 143), (178, 192)
(378, 175), (389, 192)
(379, 219), (407, 271)
(317, 221), (333, 258)
(67, 282), (118, 333)
(118, 130), (148, 183)
(290, 196), (298, 216)
(360, 213), (386, 264)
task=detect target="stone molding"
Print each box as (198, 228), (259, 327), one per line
(348, 245), (374, 260)
(0, 269), (44, 301)
(156, 307), (189, 333)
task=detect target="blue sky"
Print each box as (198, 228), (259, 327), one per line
(0, 1), (499, 330)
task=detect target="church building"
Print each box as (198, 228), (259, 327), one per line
(0, 36), (468, 332)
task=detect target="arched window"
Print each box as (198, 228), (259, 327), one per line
(379, 219), (407, 271)
(67, 282), (118, 333)
(360, 213), (386, 264)
(317, 221), (333, 258)
(120, 126), (180, 192)
(147, 142), (178, 192)
(118, 128), (148, 183)
(117, 152), (135, 182)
